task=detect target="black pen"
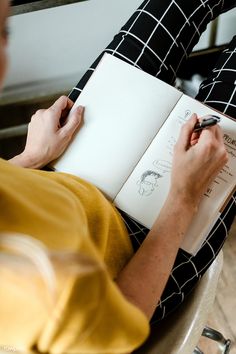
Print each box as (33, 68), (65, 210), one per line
(193, 115), (221, 132)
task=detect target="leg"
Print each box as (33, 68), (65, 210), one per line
(120, 36), (236, 323)
(69, 0), (236, 102)
(197, 36), (236, 117)
(69, 0), (236, 321)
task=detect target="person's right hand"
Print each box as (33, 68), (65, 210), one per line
(170, 113), (228, 210)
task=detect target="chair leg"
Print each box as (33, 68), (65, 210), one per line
(201, 326), (231, 354)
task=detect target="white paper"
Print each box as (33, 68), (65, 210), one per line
(115, 95), (236, 254)
(53, 54), (182, 199)
(53, 54), (236, 255)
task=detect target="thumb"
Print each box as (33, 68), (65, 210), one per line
(61, 105), (84, 135)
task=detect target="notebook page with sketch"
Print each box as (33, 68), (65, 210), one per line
(53, 53), (182, 199)
(115, 94), (236, 254)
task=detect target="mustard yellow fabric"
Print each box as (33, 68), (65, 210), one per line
(0, 158), (149, 354)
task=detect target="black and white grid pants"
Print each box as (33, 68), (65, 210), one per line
(69, 0), (236, 322)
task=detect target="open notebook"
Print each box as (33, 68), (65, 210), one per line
(53, 53), (236, 255)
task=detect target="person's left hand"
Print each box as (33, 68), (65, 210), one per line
(9, 96), (84, 169)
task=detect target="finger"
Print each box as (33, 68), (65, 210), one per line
(61, 105), (84, 136)
(190, 130), (201, 145)
(34, 109), (46, 116)
(60, 98), (75, 126)
(190, 136), (199, 146)
(214, 124), (225, 144)
(176, 113), (198, 151)
(48, 96), (74, 130)
(197, 124), (218, 146)
(196, 125), (225, 159)
(66, 98), (74, 110)
(49, 96), (71, 116)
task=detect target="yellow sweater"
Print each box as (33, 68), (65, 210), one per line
(0, 158), (149, 354)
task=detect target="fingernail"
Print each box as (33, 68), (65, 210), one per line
(77, 105), (84, 114)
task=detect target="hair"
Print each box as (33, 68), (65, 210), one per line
(0, 232), (107, 350)
(0, 232), (105, 305)
(140, 170), (162, 182)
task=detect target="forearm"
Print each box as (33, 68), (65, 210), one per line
(116, 116), (228, 320)
(8, 153), (43, 169)
(116, 191), (197, 320)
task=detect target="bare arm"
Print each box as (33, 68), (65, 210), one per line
(116, 193), (195, 319)
(116, 114), (228, 320)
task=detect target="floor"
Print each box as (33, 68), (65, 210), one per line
(198, 219), (236, 353)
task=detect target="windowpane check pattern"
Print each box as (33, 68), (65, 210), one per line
(69, 0), (236, 322)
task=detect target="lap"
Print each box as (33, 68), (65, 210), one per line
(68, 0), (236, 321)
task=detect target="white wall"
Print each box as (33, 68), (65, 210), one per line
(216, 9), (236, 46)
(4, 1), (236, 93)
(5, 0), (143, 89)
(191, 8), (236, 51)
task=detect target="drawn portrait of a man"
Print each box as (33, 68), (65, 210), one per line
(137, 170), (162, 196)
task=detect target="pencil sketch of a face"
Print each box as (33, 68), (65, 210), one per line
(137, 170), (162, 196)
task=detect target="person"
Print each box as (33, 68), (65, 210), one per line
(0, 0), (235, 353)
